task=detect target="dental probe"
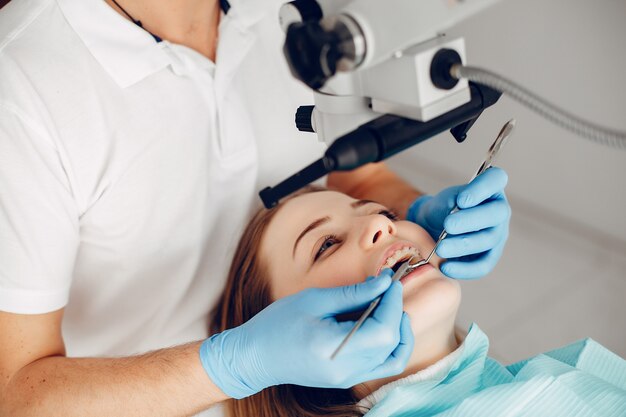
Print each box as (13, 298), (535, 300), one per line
(330, 118), (515, 360)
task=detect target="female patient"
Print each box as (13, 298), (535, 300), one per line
(211, 186), (626, 417)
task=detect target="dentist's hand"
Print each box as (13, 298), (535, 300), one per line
(407, 167), (510, 280)
(199, 269), (413, 399)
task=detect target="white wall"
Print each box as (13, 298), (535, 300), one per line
(388, 0), (626, 250)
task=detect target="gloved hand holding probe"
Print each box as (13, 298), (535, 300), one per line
(199, 269), (413, 399)
(407, 167), (510, 280)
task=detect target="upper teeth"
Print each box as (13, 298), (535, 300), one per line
(383, 247), (419, 269)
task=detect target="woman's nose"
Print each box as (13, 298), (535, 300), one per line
(359, 215), (397, 249)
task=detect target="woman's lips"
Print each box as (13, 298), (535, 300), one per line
(399, 263), (435, 287)
(375, 241), (420, 275)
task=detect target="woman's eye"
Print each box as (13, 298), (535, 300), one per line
(379, 209), (399, 221)
(314, 235), (340, 261)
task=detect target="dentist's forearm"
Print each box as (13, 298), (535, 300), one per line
(0, 341), (228, 417)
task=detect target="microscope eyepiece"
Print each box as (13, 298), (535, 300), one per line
(283, 21), (341, 90)
(284, 15), (366, 90)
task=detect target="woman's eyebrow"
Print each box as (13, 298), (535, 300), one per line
(293, 216), (331, 258)
(291, 201), (378, 258)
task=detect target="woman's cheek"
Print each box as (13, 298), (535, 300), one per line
(317, 269), (362, 288)
(314, 257), (368, 288)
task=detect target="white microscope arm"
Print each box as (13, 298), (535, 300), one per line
(279, 0), (502, 144)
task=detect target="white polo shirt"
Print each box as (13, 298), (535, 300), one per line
(0, 0), (325, 359)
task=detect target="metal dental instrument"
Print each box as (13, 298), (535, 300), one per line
(330, 259), (415, 360)
(330, 118), (515, 360)
(406, 118), (516, 272)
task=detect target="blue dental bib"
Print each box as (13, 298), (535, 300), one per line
(365, 324), (626, 417)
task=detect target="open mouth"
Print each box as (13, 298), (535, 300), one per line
(391, 255), (413, 273)
(378, 245), (420, 275)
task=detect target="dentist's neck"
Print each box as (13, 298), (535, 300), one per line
(355, 316), (459, 398)
(105, 0), (222, 61)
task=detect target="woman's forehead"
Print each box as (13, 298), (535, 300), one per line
(282, 190), (354, 213)
(271, 191), (351, 232)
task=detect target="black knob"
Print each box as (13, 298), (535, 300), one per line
(295, 105), (315, 132)
(430, 48), (462, 90)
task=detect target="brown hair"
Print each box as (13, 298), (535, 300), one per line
(210, 186), (363, 417)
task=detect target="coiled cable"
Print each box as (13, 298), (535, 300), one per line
(451, 64), (626, 150)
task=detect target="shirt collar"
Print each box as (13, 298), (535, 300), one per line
(57, 0), (172, 88)
(56, 0), (265, 89)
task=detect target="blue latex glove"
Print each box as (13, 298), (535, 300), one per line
(407, 167), (510, 280)
(200, 269), (414, 399)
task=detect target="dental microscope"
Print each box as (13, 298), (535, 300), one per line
(259, 0), (626, 208)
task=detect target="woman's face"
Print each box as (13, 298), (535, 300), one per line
(260, 191), (461, 335)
